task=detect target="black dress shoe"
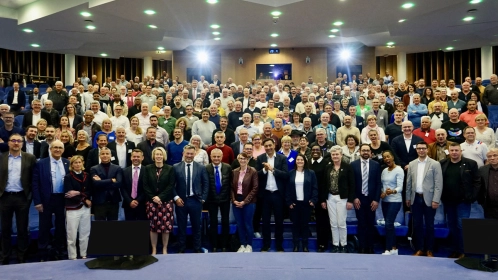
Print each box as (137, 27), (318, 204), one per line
(303, 247), (309, 252)
(194, 249), (203, 253)
(340, 246), (348, 253)
(367, 248), (375, 254)
(1, 259), (9, 265)
(222, 248), (227, 252)
(178, 249), (185, 254)
(317, 245), (325, 252)
(212, 248), (217, 253)
(358, 248), (365, 254)
(260, 246), (270, 252)
(276, 246), (285, 252)
(17, 258), (25, 264)
(293, 246), (299, 252)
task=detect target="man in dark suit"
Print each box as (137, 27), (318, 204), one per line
(28, 87), (42, 104)
(107, 127), (135, 168)
(6, 82), (26, 114)
(349, 106), (365, 132)
(0, 134), (36, 264)
(22, 125), (41, 159)
(137, 127), (165, 166)
(90, 147), (123, 221)
(172, 145), (209, 253)
(86, 134), (119, 170)
(22, 99), (52, 129)
(479, 148), (498, 219)
(32, 140), (70, 261)
(121, 149), (146, 220)
(230, 128), (250, 158)
(257, 138), (289, 252)
(351, 144), (382, 254)
(391, 121), (424, 171)
(205, 148), (233, 252)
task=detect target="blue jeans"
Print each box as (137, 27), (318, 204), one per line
(233, 203), (256, 246)
(382, 201), (401, 250)
(411, 195), (436, 251)
(444, 201), (471, 254)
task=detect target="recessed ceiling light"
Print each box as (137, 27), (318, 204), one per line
(214, 37), (221, 40)
(329, 35), (336, 38)
(101, 53), (108, 57)
(333, 21), (343, 26)
(144, 10), (156, 15)
(30, 44), (40, 47)
(398, 19), (406, 22)
(270, 65), (274, 67)
(463, 16), (474, 21)
(212, 31), (220, 35)
(210, 24), (220, 29)
(446, 47), (454, 50)
(270, 33), (279, 37)
(401, 3), (414, 9)
(330, 29), (339, 33)
(206, 0), (218, 3)
(148, 25), (157, 28)
(470, 0), (482, 3)
(23, 28), (33, 33)
(387, 42), (395, 45)
(271, 11), (281, 17)
(157, 47), (164, 50)
(80, 12), (91, 17)
(387, 46), (395, 48)
(86, 25), (96, 30)
(270, 44), (277, 47)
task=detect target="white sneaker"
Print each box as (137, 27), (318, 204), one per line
(390, 249), (398, 255)
(254, 232), (261, 238)
(237, 245), (246, 253)
(382, 250), (392, 255)
(244, 245), (252, 253)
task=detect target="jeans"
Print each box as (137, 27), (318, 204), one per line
(233, 203), (255, 246)
(382, 201), (401, 250)
(327, 194), (348, 247)
(444, 201), (471, 254)
(411, 195), (436, 251)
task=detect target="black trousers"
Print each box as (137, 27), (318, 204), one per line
(94, 202), (119, 221)
(262, 190), (284, 248)
(315, 204), (331, 248)
(207, 200), (230, 249)
(354, 195), (376, 250)
(123, 204), (147, 221)
(38, 194), (66, 256)
(0, 192), (30, 261)
(290, 201), (312, 246)
(252, 199), (263, 233)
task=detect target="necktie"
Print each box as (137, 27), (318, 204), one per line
(192, 88), (197, 100)
(186, 163), (191, 196)
(215, 166), (221, 194)
(55, 161), (63, 193)
(131, 166), (139, 199)
(362, 161), (369, 196)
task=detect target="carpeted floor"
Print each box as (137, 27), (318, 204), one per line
(0, 253), (494, 280)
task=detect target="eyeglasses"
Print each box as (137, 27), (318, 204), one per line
(9, 139), (23, 143)
(416, 147), (427, 150)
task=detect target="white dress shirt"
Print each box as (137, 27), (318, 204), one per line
(295, 171), (305, 201)
(263, 154), (278, 192)
(416, 158), (426, 194)
(115, 141), (128, 168)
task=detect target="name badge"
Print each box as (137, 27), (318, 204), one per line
(377, 154), (383, 159)
(288, 157), (294, 162)
(128, 149), (132, 153)
(180, 111), (184, 114)
(380, 117), (384, 120)
(413, 145), (417, 149)
(109, 136), (115, 141)
(439, 115), (443, 120)
(358, 122), (363, 125)
(425, 133), (429, 137)
(444, 149), (449, 155)
(111, 156), (116, 161)
(239, 117), (242, 120)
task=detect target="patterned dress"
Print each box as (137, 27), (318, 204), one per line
(146, 166), (174, 233)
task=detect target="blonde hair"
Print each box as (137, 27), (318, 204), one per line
(281, 135), (292, 143)
(69, 155), (85, 171)
(152, 147), (167, 162)
(60, 130), (74, 145)
(129, 116), (143, 135)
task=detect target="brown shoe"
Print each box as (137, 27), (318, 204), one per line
(426, 251), (434, 257)
(413, 250), (425, 256)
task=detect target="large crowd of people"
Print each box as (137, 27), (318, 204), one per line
(1, 71), (498, 264)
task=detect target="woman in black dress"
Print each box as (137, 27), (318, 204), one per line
(143, 147), (176, 255)
(74, 130), (92, 159)
(368, 129), (399, 169)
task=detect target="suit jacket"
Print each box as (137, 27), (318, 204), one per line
(107, 141), (136, 168)
(7, 89), (26, 111)
(231, 166), (259, 204)
(406, 157), (443, 206)
(22, 139), (41, 159)
(364, 109), (389, 130)
(32, 157), (70, 206)
(121, 165), (146, 208)
(205, 163), (233, 203)
(142, 163), (176, 203)
(256, 153), (289, 198)
(322, 162), (356, 203)
(22, 110), (52, 129)
(478, 165), (495, 209)
(391, 134), (423, 168)
(0, 152), (37, 199)
(380, 103), (395, 117)
(85, 148), (119, 170)
(230, 141), (246, 158)
(351, 159), (382, 203)
(137, 140), (166, 166)
(285, 169), (318, 206)
(90, 163), (123, 204)
(440, 157), (480, 203)
(172, 161), (209, 202)
(68, 115), (83, 129)
(354, 116), (365, 132)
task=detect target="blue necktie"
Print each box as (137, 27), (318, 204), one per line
(186, 163), (191, 197)
(215, 166), (221, 194)
(55, 161), (63, 193)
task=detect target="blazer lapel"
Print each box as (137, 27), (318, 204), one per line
(423, 159), (431, 178)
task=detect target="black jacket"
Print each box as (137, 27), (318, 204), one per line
(205, 163), (233, 203)
(440, 157), (480, 203)
(322, 162), (356, 203)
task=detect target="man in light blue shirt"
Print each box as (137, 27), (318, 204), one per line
(313, 113), (337, 144)
(408, 94), (428, 129)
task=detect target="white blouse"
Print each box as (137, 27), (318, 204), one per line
(295, 171), (305, 201)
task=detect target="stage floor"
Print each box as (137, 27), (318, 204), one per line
(0, 253), (493, 280)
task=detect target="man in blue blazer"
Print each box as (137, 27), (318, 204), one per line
(173, 144), (209, 253)
(256, 138), (289, 252)
(6, 82), (26, 113)
(90, 147), (123, 221)
(349, 106), (365, 132)
(351, 144), (382, 254)
(32, 140), (70, 261)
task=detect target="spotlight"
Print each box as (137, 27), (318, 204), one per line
(340, 49), (351, 60)
(197, 51), (208, 63)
